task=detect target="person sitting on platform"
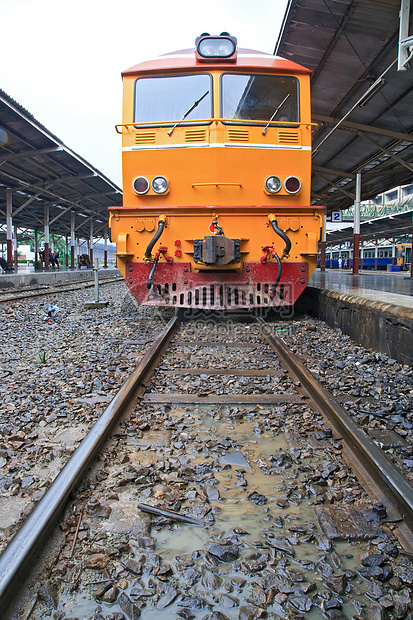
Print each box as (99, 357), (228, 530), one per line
(0, 257), (12, 272)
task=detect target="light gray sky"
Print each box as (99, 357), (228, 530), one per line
(1, 0), (288, 188)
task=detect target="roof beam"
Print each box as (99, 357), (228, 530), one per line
(93, 222), (109, 236)
(310, 2), (358, 85)
(312, 113), (413, 143)
(361, 165), (410, 177)
(12, 186), (53, 217)
(357, 131), (413, 172)
(49, 204), (76, 226)
(37, 173), (97, 189)
(312, 165), (356, 179)
(0, 147), (62, 165)
(316, 172), (355, 200)
(75, 215), (94, 232)
(0, 170), (107, 218)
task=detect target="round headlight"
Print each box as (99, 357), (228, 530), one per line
(198, 37), (235, 58)
(151, 176), (168, 194)
(265, 176), (282, 194)
(132, 176), (149, 195)
(284, 176), (301, 194)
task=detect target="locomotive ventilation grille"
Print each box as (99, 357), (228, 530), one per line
(185, 128), (207, 142)
(148, 282), (289, 309)
(135, 130), (156, 144)
(278, 130), (299, 144)
(227, 128), (249, 142)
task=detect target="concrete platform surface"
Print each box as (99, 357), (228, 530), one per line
(310, 270), (413, 308)
(0, 265), (120, 289)
(302, 269), (413, 365)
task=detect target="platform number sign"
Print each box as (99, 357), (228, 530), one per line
(331, 211), (342, 222)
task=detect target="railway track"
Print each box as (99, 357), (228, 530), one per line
(1, 312), (413, 619)
(0, 275), (123, 303)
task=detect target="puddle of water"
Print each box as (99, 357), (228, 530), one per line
(45, 404), (397, 619)
(155, 524), (210, 561)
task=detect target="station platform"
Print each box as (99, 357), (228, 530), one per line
(299, 269), (413, 365)
(1, 264), (411, 365)
(310, 269), (413, 307)
(0, 264), (120, 290)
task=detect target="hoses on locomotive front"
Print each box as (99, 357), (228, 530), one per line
(144, 215), (166, 260)
(144, 215), (167, 289)
(268, 214), (291, 258)
(146, 256), (160, 289)
(267, 214), (292, 297)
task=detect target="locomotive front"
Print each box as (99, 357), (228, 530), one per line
(109, 34), (324, 309)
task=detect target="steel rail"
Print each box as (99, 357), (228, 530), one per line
(0, 275), (123, 303)
(0, 313), (178, 611)
(259, 318), (413, 535)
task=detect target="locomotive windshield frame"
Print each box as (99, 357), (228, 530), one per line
(220, 73), (300, 124)
(134, 73), (213, 125)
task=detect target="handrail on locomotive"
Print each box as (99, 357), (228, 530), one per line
(115, 119), (317, 134)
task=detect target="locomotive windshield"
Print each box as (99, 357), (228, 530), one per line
(134, 74), (212, 124)
(221, 74), (299, 123)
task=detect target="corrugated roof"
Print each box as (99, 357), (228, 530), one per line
(0, 89), (122, 240)
(276, 0), (413, 214)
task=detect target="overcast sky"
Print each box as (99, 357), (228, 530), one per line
(1, 0), (288, 188)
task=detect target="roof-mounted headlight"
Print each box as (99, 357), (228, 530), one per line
(198, 37), (235, 57)
(195, 34), (237, 62)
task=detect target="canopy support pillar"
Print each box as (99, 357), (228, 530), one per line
(44, 204), (50, 269)
(353, 173), (361, 275)
(70, 212), (75, 268)
(6, 189), (13, 268)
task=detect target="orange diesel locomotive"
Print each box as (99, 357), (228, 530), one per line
(109, 33), (324, 309)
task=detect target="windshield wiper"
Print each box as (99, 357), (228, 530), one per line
(167, 91), (209, 136)
(262, 93), (290, 135)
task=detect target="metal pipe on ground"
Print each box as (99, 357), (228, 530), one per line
(84, 259), (109, 308)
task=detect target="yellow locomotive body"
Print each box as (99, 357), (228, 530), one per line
(109, 34), (324, 309)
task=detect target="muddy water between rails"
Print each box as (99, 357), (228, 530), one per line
(34, 323), (410, 619)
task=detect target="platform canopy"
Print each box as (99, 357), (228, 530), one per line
(326, 208), (413, 244)
(276, 0), (413, 214)
(0, 89), (122, 244)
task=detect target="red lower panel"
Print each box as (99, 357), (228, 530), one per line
(124, 262), (308, 309)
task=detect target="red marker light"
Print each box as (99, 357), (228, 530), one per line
(284, 176), (301, 194)
(132, 176), (149, 195)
